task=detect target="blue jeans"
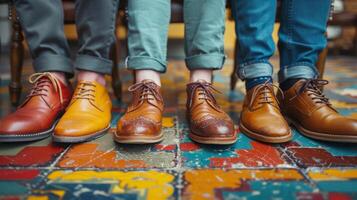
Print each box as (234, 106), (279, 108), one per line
(231, 0), (332, 83)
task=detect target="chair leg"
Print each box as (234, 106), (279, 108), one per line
(353, 26), (357, 56)
(9, 5), (24, 106)
(316, 47), (328, 80)
(111, 40), (122, 101)
(316, 46), (328, 91)
(230, 39), (239, 91)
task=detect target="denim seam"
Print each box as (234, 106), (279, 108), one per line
(127, 56), (167, 68)
(185, 53), (226, 70)
(231, 0), (244, 62)
(287, 0), (294, 50)
(238, 62), (273, 80)
(239, 60), (271, 68)
(76, 54), (112, 65)
(185, 53), (226, 61)
(105, 0), (119, 57)
(278, 64), (318, 83)
(282, 62), (316, 69)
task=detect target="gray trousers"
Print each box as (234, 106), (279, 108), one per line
(13, 0), (120, 76)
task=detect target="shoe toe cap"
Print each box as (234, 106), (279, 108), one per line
(55, 117), (109, 137)
(116, 118), (160, 137)
(193, 118), (235, 138)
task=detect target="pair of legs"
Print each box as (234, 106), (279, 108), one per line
(115, 0), (237, 145)
(232, 0), (357, 143)
(0, 0), (117, 142)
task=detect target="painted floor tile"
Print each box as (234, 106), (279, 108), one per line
(180, 126), (292, 168)
(182, 169), (312, 200)
(0, 169), (178, 200)
(0, 169), (47, 199)
(57, 117), (178, 169)
(0, 137), (68, 167)
(32, 170), (178, 200)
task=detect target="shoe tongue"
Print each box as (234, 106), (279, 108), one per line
(248, 84), (278, 108)
(140, 79), (159, 87)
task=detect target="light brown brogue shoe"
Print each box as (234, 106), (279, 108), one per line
(186, 81), (236, 145)
(115, 80), (164, 144)
(240, 83), (292, 143)
(279, 79), (357, 143)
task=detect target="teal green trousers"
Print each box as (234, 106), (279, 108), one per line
(127, 0), (226, 73)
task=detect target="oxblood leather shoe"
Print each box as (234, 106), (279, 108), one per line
(115, 80), (164, 144)
(186, 81), (236, 145)
(279, 79), (357, 143)
(240, 83), (292, 143)
(0, 73), (72, 142)
(53, 81), (112, 143)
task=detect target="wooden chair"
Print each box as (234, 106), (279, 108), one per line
(6, 0), (124, 106)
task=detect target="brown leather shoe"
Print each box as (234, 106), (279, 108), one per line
(240, 83), (292, 143)
(186, 81), (236, 145)
(279, 79), (357, 143)
(115, 80), (164, 144)
(0, 72), (72, 142)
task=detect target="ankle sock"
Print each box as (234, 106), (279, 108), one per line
(280, 78), (301, 91)
(245, 76), (272, 90)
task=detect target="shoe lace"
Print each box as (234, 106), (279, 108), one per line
(188, 81), (221, 110)
(21, 72), (64, 108)
(291, 79), (331, 106)
(249, 80), (283, 110)
(72, 82), (103, 112)
(128, 81), (163, 104)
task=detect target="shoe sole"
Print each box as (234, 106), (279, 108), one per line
(0, 120), (59, 142)
(52, 125), (110, 143)
(286, 117), (357, 143)
(189, 132), (238, 145)
(239, 122), (293, 143)
(114, 131), (164, 144)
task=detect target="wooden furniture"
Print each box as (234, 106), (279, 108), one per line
(5, 0), (125, 106)
(7, 2), (24, 106)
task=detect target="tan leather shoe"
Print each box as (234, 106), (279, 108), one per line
(53, 81), (112, 143)
(0, 73), (72, 142)
(279, 79), (357, 143)
(186, 81), (236, 145)
(240, 83), (292, 143)
(115, 80), (164, 144)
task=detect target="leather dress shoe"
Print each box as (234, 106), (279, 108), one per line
(53, 81), (112, 143)
(186, 81), (236, 145)
(240, 83), (292, 143)
(115, 80), (164, 144)
(279, 79), (357, 143)
(0, 72), (72, 142)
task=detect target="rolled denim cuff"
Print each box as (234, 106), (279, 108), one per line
(185, 53), (226, 71)
(75, 54), (112, 75)
(238, 61), (273, 80)
(127, 56), (167, 73)
(34, 53), (74, 76)
(278, 63), (318, 83)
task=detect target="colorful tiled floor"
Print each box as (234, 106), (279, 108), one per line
(0, 50), (356, 199)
